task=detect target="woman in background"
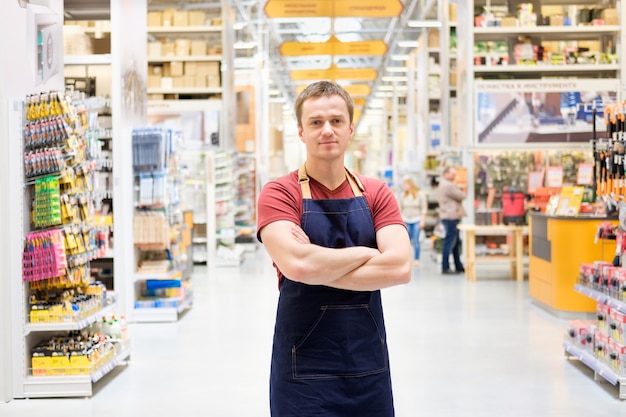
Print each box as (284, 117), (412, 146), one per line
(399, 176), (428, 266)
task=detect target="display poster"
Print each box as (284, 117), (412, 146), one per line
(474, 79), (618, 144)
(546, 166), (564, 188)
(527, 170), (545, 193)
(576, 163), (594, 185)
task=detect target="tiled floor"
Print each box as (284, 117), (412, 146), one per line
(1, 246), (624, 416)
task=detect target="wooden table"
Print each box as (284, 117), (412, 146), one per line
(457, 224), (528, 282)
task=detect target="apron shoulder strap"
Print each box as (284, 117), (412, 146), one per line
(298, 164), (364, 198)
(298, 164), (312, 199)
(345, 168), (364, 196)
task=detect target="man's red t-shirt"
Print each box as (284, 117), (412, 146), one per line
(257, 170), (403, 241)
(257, 170), (404, 282)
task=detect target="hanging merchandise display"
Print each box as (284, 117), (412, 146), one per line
(16, 90), (129, 398)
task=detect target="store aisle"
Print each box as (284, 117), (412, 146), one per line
(1, 246), (623, 417)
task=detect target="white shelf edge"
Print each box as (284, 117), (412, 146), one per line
(563, 340), (624, 387)
(148, 25), (222, 33)
(147, 55), (222, 62)
(574, 284), (626, 314)
(147, 88), (222, 94)
(474, 25), (621, 35)
(25, 301), (120, 334)
(64, 54), (112, 65)
(192, 237), (208, 243)
(474, 64), (620, 73)
(22, 345), (130, 398)
(132, 294), (193, 322)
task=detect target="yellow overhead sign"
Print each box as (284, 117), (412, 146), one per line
(295, 83), (371, 97)
(353, 97), (366, 106)
(264, 0), (403, 18)
(334, 0), (403, 18)
(280, 36), (387, 57)
(291, 64), (377, 82)
(344, 84), (371, 96)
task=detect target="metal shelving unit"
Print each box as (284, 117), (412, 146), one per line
(565, 283), (626, 399)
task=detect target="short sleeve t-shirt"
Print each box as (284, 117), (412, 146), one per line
(257, 169), (404, 242)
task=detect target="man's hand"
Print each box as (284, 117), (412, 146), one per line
(291, 224), (311, 244)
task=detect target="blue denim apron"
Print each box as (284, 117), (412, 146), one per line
(270, 165), (394, 417)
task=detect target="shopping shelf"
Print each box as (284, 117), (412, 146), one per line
(25, 301), (120, 334)
(22, 344), (130, 398)
(574, 284), (626, 314)
(563, 340), (626, 399)
(132, 293), (193, 323)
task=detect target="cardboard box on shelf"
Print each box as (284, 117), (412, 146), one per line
(173, 10), (188, 26)
(602, 8), (618, 25)
(183, 74), (196, 88)
(450, 71), (457, 86)
(211, 18), (222, 26)
(196, 61), (220, 77)
(427, 29), (439, 48)
(162, 9), (175, 26)
(449, 2), (457, 21)
(191, 40), (207, 56)
(550, 15), (564, 26)
(148, 41), (162, 57)
(208, 47), (222, 55)
(148, 94), (165, 100)
(501, 16), (516, 27)
(150, 65), (163, 75)
(173, 76), (185, 89)
(578, 40), (601, 52)
(175, 39), (191, 56)
(188, 11), (206, 26)
(160, 77), (174, 89)
(147, 11), (162, 26)
(148, 75), (162, 89)
(207, 75), (221, 88)
(184, 62), (197, 76)
(163, 61), (184, 77)
(195, 74), (208, 88)
(161, 42), (175, 56)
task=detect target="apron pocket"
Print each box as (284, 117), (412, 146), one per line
(292, 304), (388, 380)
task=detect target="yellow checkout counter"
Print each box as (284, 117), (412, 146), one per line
(528, 212), (617, 313)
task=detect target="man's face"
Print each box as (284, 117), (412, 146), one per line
(298, 95), (354, 162)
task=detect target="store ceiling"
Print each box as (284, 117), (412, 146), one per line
(63, 0), (438, 120)
(234, 0), (437, 118)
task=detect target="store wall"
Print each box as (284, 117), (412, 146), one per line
(0, 0), (65, 402)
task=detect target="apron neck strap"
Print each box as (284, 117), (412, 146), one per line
(298, 163), (364, 199)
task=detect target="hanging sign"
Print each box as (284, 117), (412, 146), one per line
(291, 64), (377, 81)
(280, 36), (387, 57)
(296, 83), (371, 96)
(264, 0), (403, 18)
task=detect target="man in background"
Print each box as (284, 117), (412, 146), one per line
(438, 166), (466, 274)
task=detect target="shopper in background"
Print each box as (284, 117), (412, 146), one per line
(257, 80), (412, 417)
(399, 176), (427, 266)
(437, 166), (467, 274)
